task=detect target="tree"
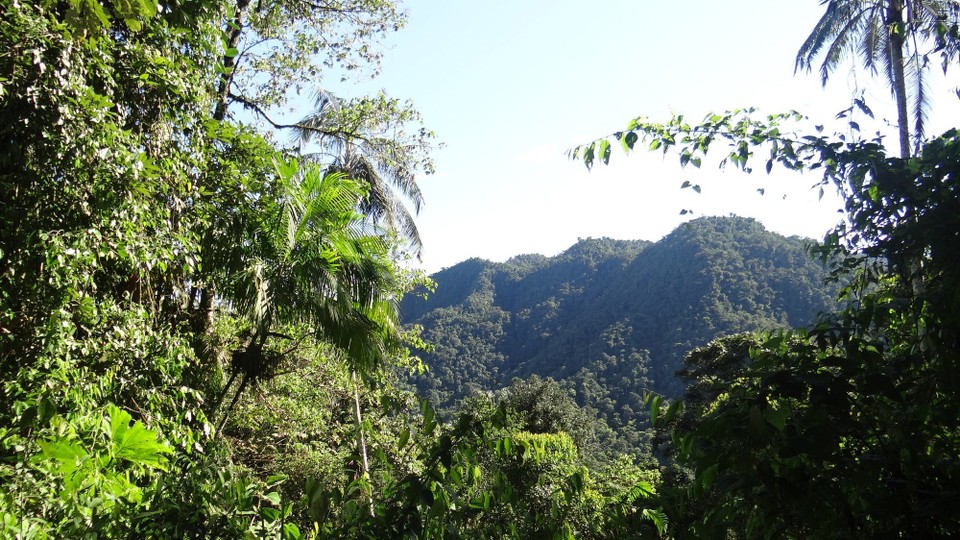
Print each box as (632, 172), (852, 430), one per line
(207, 0), (433, 260)
(575, 108), (960, 536)
(190, 0), (434, 350)
(796, 0), (960, 157)
(355, 395), (664, 539)
(214, 0), (406, 117)
(0, 3), (291, 536)
(212, 160), (401, 420)
(0, 1), (432, 537)
(292, 90), (434, 257)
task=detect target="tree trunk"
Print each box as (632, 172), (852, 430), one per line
(352, 370), (376, 518)
(194, 0), (253, 364)
(190, 282), (217, 366)
(214, 0), (252, 122)
(887, 0), (911, 158)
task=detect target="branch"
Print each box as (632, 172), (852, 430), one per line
(227, 92), (373, 145)
(295, 0), (367, 16)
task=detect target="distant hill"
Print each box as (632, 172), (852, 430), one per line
(401, 216), (839, 443)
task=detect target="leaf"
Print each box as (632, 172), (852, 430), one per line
(626, 481), (655, 501)
(264, 491), (282, 506)
(598, 139), (611, 165)
(854, 97), (874, 118)
(567, 469), (585, 493)
(642, 508), (668, 535)
(422, 406), (435, 433)
(554, 524), (575, 540)
(261, 507), (281, 522)
(472, 465), (482, 483)
(582, 143), (596, 170)
(107, 405), (172, 471)
(649, 395), (662, 427)
(664, 400), (683, 424)
(701, 464), (719, 488)
(83, 1), (112, 28)
(38, 439), (88, 475)
(764, 403), (790, 431)
(282, 523), (302, 540)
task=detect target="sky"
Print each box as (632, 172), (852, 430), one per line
(333, 0), (960, 273)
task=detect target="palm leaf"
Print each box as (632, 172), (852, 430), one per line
(290, 91), (427, 257)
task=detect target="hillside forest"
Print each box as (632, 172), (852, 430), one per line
(3, 1), (960, 539)
(401, 216), (840, 454)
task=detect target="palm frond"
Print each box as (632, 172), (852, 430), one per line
(288, 90), (430, 257)
(391, 198), (423, 255)
(797, 1), (849, 73)
(797, 0), (960, 156)
(909, 51), (931, 149)
(857, 5), (887, 73)
(819, 12), (866, 83)
(215, 159), (404, 381)
(292, 89), (341, 146)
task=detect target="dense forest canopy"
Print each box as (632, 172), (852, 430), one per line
(3, 0), (960, 538)
(400, 216), (839, 452)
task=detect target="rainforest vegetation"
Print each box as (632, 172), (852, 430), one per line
(401, 216), (840, 453)
(3, 0), (960, 538)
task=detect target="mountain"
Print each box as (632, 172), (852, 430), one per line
(401, 216), (839, 443)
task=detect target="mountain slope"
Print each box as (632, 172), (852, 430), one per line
(401, 216), (839, 435)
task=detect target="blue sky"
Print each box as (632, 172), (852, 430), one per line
(335, 0), (960, 272)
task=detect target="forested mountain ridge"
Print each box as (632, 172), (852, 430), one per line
(402, 216), (839, 429)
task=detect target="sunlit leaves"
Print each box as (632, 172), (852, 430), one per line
(37, 405), (172, 511)
(572, 108), (820, 186)
(106, 405), (173, 471)
(597, 139), (611, 166)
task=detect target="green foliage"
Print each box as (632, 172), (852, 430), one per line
(501, 376), (605, 458)
(581, 105), (960, 538)
(401, 220), (837, 453)
(16, 0), (960, 536)
(342, 396), (665, 539)
(27, 405), (171, 531)
(294, 90), (437, 257)
(218, 331), (427, 534)
(0, 0), (426, 537)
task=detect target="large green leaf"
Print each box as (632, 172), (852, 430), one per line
(107, 405), (172, 471)
(38, 439), (88, 476)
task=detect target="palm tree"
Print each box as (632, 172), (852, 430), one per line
(292, 90), (431, 258)
(214, 160), (402, 423)
(203, 160), (397, 516)
(796, 0), (960, 157)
